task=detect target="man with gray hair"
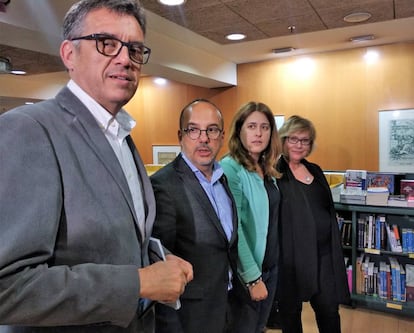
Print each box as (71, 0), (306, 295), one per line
(0, 1), (192, 332)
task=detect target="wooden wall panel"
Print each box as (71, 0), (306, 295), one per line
(125, 42), (414, 171)
(235, 42), (414, 171)
(125, 77), (231, 164)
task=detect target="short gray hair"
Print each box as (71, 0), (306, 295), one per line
(63, 0), (146, 40)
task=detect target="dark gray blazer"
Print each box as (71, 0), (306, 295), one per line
(0, 87), (156, 332)
(150, 155), (238, 333)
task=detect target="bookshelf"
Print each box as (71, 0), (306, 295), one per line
(335, 203), (414, 317)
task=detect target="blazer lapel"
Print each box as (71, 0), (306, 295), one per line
(175, 156), (230, 242)
(220, 174), (238, 246)
(126, 136), (156, 241)
(55, 88), (139, 232)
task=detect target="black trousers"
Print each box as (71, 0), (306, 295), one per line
(277, 253), (341, 333)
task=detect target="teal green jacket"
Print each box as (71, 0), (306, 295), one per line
(220, 155), (270, 283)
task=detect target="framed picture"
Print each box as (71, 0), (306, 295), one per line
(274, 115), (285, 130)
(379, 109), (414, 172)
(152, 145), (181, 164)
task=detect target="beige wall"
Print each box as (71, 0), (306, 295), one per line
(3, 42), (414, 170)
(233, 42), (414, 171)
(127, 42), (414, 170)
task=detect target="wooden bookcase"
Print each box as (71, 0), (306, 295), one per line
(335, 203), (414, 317)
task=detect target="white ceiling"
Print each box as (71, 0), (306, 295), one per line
(0, 0), (414, 90)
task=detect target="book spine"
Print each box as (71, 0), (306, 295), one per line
(400, 264), (406, 302)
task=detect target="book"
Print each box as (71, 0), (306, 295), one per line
(385, 222), (403, 253)
(388, 194), (408, 207)
(148, 237), (181, 310)
(389, 257), (401, 301)
(393, 225), (403, 252)
(340, 170), (367, 204)
(386, 264), (392, 300)
(347, 265), (353, 293)
(367, 215), (374, 249)
(406, 264), (414, 302)
(379, 262), (387, 299)
(401, 264), (406, 302)
(357, 217), (366, 248)
(367, 172), (395, 194)
(341, 220), (352, 246)
(366, 187), (389, 206)
(356, 253), (365, 294)
(400, 179), (414, 197)
(345, 169), (367, 191)
(400, 179), (414, 207)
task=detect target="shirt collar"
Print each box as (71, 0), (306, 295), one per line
(67, 80), (136, 140)
(181, 152), (224, 183)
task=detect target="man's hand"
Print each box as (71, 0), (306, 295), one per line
(138, 255), (193, 303)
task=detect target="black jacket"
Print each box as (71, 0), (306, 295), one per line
(276, 157), (350, 304)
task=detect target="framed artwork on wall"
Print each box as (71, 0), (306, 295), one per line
(379, 109), (414, 172)
(152, 145), (181, 164)
(274, 115), (285, 130)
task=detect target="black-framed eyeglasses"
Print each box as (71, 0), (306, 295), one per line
(70, 33), (151, 64)
(286, 136), (311, 146)
(182, 127), (222, 140)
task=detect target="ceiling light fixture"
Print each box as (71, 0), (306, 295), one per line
(272, 47), (295, 54)
(11, 69), (26, 75)
(0, 56), (26, 75)
(226, 33), (246, 41)
(157, 0), (186, 6)
(343, 12), (372, 23)
(349, 34), (375, 42)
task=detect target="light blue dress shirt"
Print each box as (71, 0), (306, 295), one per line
(181, 153), (234, 240)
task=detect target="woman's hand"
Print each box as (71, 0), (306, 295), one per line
(248, 280), (268, 301)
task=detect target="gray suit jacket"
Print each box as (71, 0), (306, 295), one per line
(0, 87), (156, 332)
(150, 155), (238, 333)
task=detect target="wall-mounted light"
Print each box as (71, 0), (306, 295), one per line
(272, 47), (295, 54)
(364, 50), (379, 64)
(154, 77), (167, 85)
(349, 34), (375, 42)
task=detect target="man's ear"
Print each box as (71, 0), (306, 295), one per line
(178, 130), (182, 141)
(60, 40), (75, 71)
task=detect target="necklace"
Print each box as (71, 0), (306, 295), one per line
(305, 176), (311, 183)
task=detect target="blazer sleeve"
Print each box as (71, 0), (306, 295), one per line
(0, 110), (139, 327)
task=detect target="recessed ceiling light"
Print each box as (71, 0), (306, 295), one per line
(157, 0), (186, 5)
(226, 33), (246, 41)
(11, 69), (26, 75)
(343, 12), (372, 23)
(349, 34), (375, 42)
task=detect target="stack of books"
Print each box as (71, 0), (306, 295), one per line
(388, 194), (408, 207)
(340, 170), (367, 204)
(366, 187), (389, 206)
